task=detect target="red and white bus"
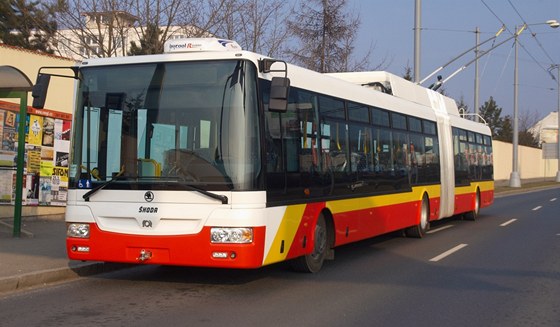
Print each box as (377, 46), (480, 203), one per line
(33, 38), (493, 273)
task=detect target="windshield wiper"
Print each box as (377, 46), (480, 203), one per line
(82, 174), (229, 204)
(83, 165), (127, 201)
(176, 181), (229, 204)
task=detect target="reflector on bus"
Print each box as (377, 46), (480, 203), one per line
(164, 38), (242, 53)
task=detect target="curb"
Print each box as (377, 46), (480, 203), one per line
(0, 262), (131, 296)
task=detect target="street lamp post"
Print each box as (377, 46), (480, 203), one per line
(509, 25), (522, 187)
(554, 65), (560, 182)
(509, 25), (526, 187)
(509, 20), (559, 188)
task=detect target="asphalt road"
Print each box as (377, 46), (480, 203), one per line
(1, 188), (559, 327)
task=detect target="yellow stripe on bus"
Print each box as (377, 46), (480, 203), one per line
(327, 185), (441, 214)
(263, 204), (306, 265)
(455, 180), (494, 195)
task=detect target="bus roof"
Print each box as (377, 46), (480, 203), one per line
(326, 71), (460, 117)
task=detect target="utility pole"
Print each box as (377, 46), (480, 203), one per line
(414, 0), (421, 83)
(474, 27), (480, 122)
(555, 65), (560, 182)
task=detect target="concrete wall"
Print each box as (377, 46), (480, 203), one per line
(0, 44), (76, 114)
(493, 140), (558, 184)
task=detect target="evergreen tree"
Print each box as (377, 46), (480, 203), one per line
(402, 64), (412, 81)
(456, 96), (470, 118)
(0, 0), (57, 53)
(479, 96), (504, 138)
(128, 23), (163, 55)
(495, 115), (512, 142)
(518, 130), (539, 147)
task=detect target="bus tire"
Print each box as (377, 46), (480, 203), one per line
(464, 189), (480, 221)
(405, 194), (430, 238)
(291, 214), (329, 273)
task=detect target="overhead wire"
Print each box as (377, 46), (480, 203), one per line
(481, 0), (557, 84)
(507, 0), (556, 64)
(506, 0), (556, 80)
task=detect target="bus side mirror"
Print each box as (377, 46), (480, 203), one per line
(32, 74), (51, 109)
(268, 77), (290, 112)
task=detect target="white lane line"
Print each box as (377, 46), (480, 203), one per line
(429, 244), (468, 262)
(551, 198), (557, 202)
(500, 219), (517, 227)
(532, 206), (542, 211)
(426, 225), (454, 234)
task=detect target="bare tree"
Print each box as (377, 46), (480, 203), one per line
(46, 0), (309, 62)
(518, 109), (541, 147)
(49, 0), (138, 58)
(236, 0), (291, 57)
(287, 0), (385, 73)
(130, 0), (184, 54)
(182, 0), (291, 58)
(48, 0), (198, 58)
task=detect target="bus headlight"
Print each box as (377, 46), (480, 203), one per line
(210, 227), (253, 244)
(67, 223), (90, 238)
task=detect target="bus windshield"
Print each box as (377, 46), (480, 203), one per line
(70, 60), (261, 192)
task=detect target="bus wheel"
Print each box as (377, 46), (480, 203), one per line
(464, 189), (480, 221)
(405, 194), (430, 238)
(292, 214), (328, 273)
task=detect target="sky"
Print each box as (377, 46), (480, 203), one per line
(349, 0), (560, 120)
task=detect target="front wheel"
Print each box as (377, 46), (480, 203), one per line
(291, 214), (328, 273)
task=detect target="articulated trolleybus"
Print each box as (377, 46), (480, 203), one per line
(33, 38), (493, 273)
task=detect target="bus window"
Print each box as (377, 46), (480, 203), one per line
(347, 102), (369, 123)
(348, 124), (373, 173)
(408, 117), (422, 133)
(423, 120), (437, 135)
(106, 109), (122, 176)
(373, 128), (393, 176)
(392, 130), (409, 187)
(319, 96), (345, 119)
(423, 135), (440, 183)
(372, 107), (390, 127)
(409, 133), (424, 184)
(81, 107), (100, 175)
(453, 127), (469, 185)
(482, 135), (493, 180)
(391, 112), (407, 130)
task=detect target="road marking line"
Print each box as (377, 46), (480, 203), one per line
(429, 244), (468, 262)
(532, 206), (542, 211)
(500, 219), (517, 227)
(551, 198), (557, 202)
(426, 225), (454, 234)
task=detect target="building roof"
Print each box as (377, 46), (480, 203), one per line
(0, 43), (75, 62)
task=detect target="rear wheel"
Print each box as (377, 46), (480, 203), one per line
(292, 214), (328, 273)
(405, 194), (430, 238)
(464, 189), (480, 221)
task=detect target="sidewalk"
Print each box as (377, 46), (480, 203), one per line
(0, 207), (127, 295)
(1, 181), (559, 295)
